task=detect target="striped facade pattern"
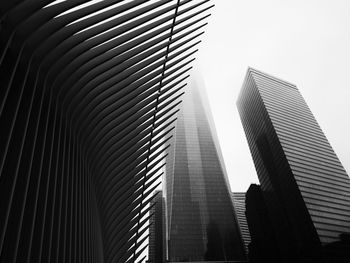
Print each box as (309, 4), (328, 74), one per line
(0, 1), (212, 262)
(232, 192), (251, 254)
(237, 68), (350, 255)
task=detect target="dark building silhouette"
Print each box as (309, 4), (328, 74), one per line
(165, 76), (246, 262)
(322, 233), (350, 263)
(245, 184), (279, 263)
(0, 1), (213, 262)
(231, 192), (251, 254)
(147, 190), (166, 263)
(237, 68), (350, 262)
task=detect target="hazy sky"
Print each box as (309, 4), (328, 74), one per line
(195, 0), (350, 192)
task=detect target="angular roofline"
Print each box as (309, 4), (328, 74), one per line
(247, 67), (298, 90)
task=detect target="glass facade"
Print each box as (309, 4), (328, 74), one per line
(237, 68), (350, 261)
(165, 77), (246, 262)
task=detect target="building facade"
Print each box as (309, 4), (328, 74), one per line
(165, 77), (246, 262)
(0, 1), (212, 262)
(237, 68), (350, 262)
(231, 192), (251, 254)
(148, 191), (166, 263)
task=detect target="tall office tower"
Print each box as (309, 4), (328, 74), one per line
(245, 184), (279, 263)
(0, 1), (213, 262)
(232, 192), (251, 254)
(147, 190), (166, 263)
(165, 77), (246, 262)
(237, 68), (350, 262)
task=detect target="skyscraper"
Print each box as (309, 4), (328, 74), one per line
(0, 1), (212, 262)
(231, 192), (251, 254)
(165, 76), (246, 262)
(148, 191), (166, 263)
(237, 68), (350, 261)
(245, 184), (279, 263)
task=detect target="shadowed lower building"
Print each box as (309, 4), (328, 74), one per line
(231, 192), (251, 254)
(165, 76), (246, 262)
(245, 184), (279, 263)
(148, 190), (166, 263)
(237, 68), (350, 262)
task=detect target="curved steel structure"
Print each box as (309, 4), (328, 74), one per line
(0, 1), (212, 262)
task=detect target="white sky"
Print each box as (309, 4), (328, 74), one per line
(196, 0), (350, 192)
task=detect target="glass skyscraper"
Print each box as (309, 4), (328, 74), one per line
(237, 68), (350, 262)
(165, 77), (246, 262)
